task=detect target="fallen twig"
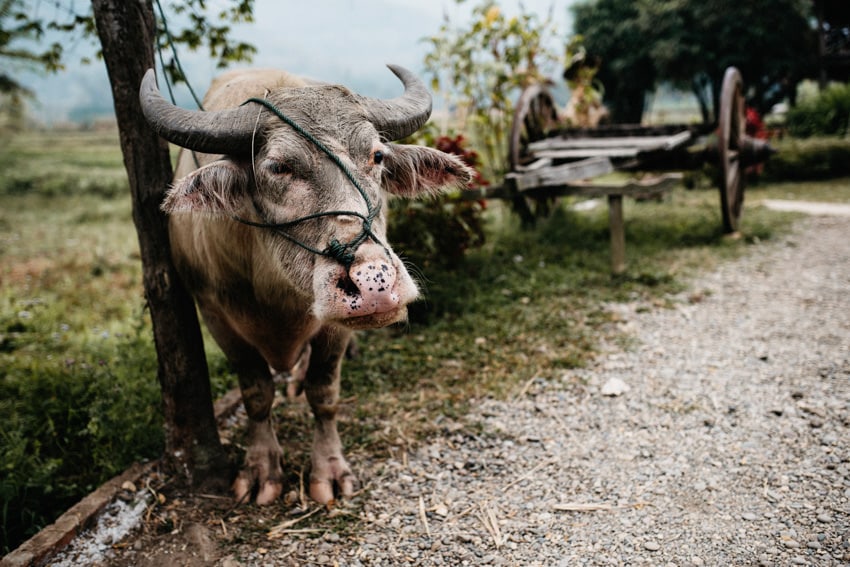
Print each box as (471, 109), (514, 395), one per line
(419, 496), (431, 537)
(456, 457), (557, 519)
(267, 506), (324, 539)
(477, 503), (503, 548)
(553, 501), (648, 512)
(553, 502), (614, 512)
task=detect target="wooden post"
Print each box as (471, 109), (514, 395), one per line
(90, 0), (229, 490)
(506, 176), (537, 228)
(608, 194), (626, 276)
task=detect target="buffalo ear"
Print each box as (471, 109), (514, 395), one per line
(382, 144), (474, 197)
(162, 158), (251, 215)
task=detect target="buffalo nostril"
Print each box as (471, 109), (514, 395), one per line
(336, 275), (360, 298)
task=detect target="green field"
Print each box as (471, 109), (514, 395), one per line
(1, 128), (847, 552)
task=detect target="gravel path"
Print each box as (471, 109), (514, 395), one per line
(47, 214), (850, 566)
(266, 214), (848, 567)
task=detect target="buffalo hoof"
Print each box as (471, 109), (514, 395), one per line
(232, 426), (285, 505)
(309, 457), (358, 504)
(233, 474), (282, 506)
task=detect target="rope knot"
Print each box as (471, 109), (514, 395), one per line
(233, 96), (388, 268)
(325, 239), (355, 269)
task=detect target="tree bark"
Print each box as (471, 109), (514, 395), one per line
(90, 0), (229, 490)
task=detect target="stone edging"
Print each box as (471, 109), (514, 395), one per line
(1, 387), (245, 567)
(0, 461), (156, 567)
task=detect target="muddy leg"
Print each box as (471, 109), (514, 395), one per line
(231, 352), (284, 506)
(200, 307), (284, 506)
(304, 326), (357, 504)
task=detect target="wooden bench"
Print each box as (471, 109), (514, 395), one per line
(466, 155), (682, 275)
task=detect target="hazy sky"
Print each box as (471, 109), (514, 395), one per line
(19, 0), (575, 123)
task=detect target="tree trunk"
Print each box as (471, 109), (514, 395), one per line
(90, 0), (229, 490)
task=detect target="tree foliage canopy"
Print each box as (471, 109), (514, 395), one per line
(0, 0), (255, 109)
(423, 0), (562, 177)
(572, 0), (817, 123)
(1, 0), (67, 113)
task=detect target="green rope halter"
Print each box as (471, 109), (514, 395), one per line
(232, 97), (386, 269)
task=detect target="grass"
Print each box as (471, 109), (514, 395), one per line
(0, 127), (846, 553)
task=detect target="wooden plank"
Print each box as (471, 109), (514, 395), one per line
(608, 195), (626, 275)
(532, 147), (642, 160)
(463, 173), (683, 202)
(515, 157), (553, 172)
(553, 123), (707, 138)
(508, 156), (614, 193)
(529, 130), (691, 153)
(522, 173), (683, 199)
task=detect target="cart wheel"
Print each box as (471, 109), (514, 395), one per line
(718, 67), (745, 233)
(509, 83), (559, 171)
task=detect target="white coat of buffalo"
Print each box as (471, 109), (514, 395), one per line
(139, 65), (472, 505)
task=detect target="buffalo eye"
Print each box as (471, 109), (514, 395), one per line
(268, 161), (291, 176)
(372, 150), (384, 165)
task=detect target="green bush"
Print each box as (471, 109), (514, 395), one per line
(786, 82), (850, 138)
(0, 324), (163, 552)
(0, 171), (128, 198)
(761, 137), (850, 181)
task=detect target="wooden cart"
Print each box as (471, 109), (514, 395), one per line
(470, 67), (773, 275)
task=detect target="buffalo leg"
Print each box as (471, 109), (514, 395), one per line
(304, 326), (357, 503)
(200, 307), (284, 505)
(231, 354), (284, 505)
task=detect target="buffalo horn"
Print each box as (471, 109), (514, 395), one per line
(360, 65), (432, 141)
(139, 65), (432, 153)
(139, 69), (257, 155)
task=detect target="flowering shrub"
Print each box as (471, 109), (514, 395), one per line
(423, 0), (562, 179)
(745, 106), (768, 176)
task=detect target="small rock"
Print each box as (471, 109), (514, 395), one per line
(644, 541), (661, 551)
(820, 433), (838, 445)
(601, 378), (630, 397)
(742, 512), (759, 521)
(816, 513), (833, 523)
(116, 490), (135, 503)
(186, 523), (217, 562)
(764, 489), (782, 503)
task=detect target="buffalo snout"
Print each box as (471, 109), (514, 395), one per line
(337, 260), (401, 317)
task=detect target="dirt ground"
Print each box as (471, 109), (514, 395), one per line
(45, 212), (850, 566)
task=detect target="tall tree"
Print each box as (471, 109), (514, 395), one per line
(6, 0), (256, 488)
(571, 0), (657, 123)
(572, 0), (817, 123)
(90, 0), (229, 491)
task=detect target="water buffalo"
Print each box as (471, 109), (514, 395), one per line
(139, 65), (472, 505)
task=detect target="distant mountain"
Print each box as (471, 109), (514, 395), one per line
(18, 0), (571, 125)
